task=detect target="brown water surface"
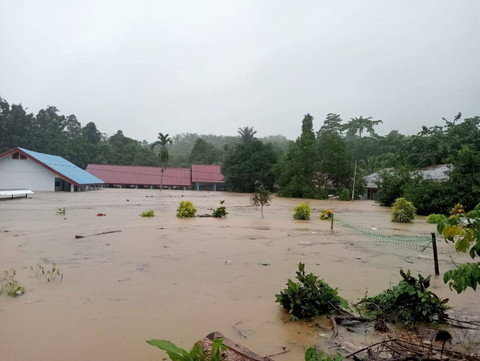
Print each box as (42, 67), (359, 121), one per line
(0, 190), (478, 361)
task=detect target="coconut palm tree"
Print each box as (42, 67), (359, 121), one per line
(151, 133), (173, 190)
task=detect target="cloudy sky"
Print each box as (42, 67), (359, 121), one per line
(1, 1), (479, 142)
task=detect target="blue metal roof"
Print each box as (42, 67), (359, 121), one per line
(19, 148), (104, 185)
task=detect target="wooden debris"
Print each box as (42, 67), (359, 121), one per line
(75, 230), (122, 239)
(197, 332), (275, 361)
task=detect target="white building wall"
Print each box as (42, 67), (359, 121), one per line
(0, 156), (56, 191)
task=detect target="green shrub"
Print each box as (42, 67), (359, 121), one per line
(319, 209), (334, 220)
(212, 200), (228, 218)
(293, 203), (310, 220)
(177, 201), (197, 218)
(338, 188), (351, 201)
(359, 270), (449, 328)
(0, 269), (25, 297)
(141, 210), (155, 217)
(275, 263), (348, 320)
(391, 197), (415, 223)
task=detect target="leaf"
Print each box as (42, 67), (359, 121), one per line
(443, 226), (463, 240)
(146, 340), (192, 361)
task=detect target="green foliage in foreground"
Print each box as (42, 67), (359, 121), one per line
(359, 270), (448, 328)
(293, 202), (311, 220)
(146, 337), (226, 361)
(391, 198), (416, 223)
(177, 201), (197, 218)
(428, 203), (480, 293)
(305, 348), (342, 361)
(141, 210), (155, 217)
(275, 263), (348, 320)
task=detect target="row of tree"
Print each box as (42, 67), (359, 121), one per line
(1, 96), (479, 214)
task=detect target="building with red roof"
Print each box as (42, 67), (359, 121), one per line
(86, 164), (191, 189)
(191, 164), (225, 191)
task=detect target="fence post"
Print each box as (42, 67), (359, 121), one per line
(331, 215), (334, 231)
(431, 233), (440, 276)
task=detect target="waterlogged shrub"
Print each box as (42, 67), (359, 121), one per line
(391, 198), (415, 223)
(177, 201), (197, 218)
(320, 209), (334, 220)
(212, 200), (228, 218)
(338, 188), (351, 201)
(0, 269), (25, 297)
(359, 270), (448, 328)
(141, 210), (155, 217)
(275, 263), (348, 320)
(305, 348), (343, 361)
(293, 203), (310, 220)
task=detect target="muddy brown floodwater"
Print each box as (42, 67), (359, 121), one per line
(0, 189), (478, 361)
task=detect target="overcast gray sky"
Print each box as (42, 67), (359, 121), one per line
(1, 1), (479, 142)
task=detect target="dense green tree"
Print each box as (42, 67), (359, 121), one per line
(317, 113), (344, 136)
(222, 138), (277, 192)
(276, 114), (321, 198)
(190, 138), (222, 164)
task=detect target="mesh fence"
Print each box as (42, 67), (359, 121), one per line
(336, 218), (432, 252)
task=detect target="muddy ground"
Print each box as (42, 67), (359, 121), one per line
(0, 189), (478, 361)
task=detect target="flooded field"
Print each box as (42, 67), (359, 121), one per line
(0, 189), (478, 361)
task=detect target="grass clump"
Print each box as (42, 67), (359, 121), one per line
(177, 201), (197, 218)
(0, 269), (25, 297)
(31, 263), (63, 282)
(293, 202), (311, 220)
(147, 337), (226, 361)
(358, 270), (449, 328)
(141, 210), (155, 217)
(56, 207), (66, 215)
(391, 198), (416, 223)
(275, 262), (348, 320)
(212, 200), (228, 218)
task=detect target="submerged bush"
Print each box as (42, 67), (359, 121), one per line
(141, 210), (155, 217)
(275, 263), (348, 320)
(359, 270), (448, 328)
(293, 203), (311, 220)
(212, 200), (228, 218)
(391, 198), (415, 223)
(338, 188), (351, 201)
(176, 201), (197, 218)
(147, 337), (226, 361)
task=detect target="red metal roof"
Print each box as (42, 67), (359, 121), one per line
(86, 164), (191, 186)
(191, 164), (225, 183)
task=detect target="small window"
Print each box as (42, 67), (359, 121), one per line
(20, 154), (27, 159)
(12, 153), (19, 159)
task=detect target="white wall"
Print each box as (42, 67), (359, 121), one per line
(0, 156), (56, 191)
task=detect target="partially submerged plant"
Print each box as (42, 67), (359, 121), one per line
(293, 202), (311, 220)
(146, 337), (226, 361)
(0, 269), (25, 297)
(177, 201), (197, 218)
(31, 263), (63, 282)
(320, 209), (334, 220)
(358, 270), (448, 328)
(391, 198), (416, 223)
(212, 200), (228, 218)
(305, 348), (343, 361)
(141, 210), (155, 217)
(56, 207), (66, 215)
(275, 262), (348, 320)
(250, 187), (271, 219)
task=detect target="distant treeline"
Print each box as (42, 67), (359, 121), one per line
(1, 96), (479, 214)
